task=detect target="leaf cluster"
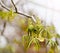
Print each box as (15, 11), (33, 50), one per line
(21, 17), (60, 53)
(0, 10), (16, 22)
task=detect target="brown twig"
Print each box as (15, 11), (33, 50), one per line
(11, 0), (32, 18)
(11, 0), (18, 12)
(1, 21), (6, 35)
(0, 0), (32, 35)
(15, 12), (32, 18)
(0, 0), (35, 34)
(0, 1), (32, 18)
(0, 2), (10, 11)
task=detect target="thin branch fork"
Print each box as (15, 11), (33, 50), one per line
(1, 21), (6, 35)
(0, 0), (37, 22)
(11, 0), (32, 18)
(0, 2), (10, 11)
(11, 0), (17, 12)
(15, 12), (32, 18)
(0, 0), (32, 18)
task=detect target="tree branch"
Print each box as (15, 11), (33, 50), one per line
(11, 0), (18, 12)
(0, 2), (32, 18)
(0, 1), (32, 18)
(0, 0), (36, 35)
(10, 0), (33, 18)
(0, 2), (10, 11)
(1, 21), (6, 35)
(0, 0), (36, 22)
(15, 12), (32, 18)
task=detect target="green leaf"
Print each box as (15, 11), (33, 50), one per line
(0, 9), (17, 22)
(0, 11), (8, 20)
(33, 39), (40, 51)
(56, 34), (60, 38)
(22, 35), (31, 50)
(48, 39), (57, 49)
(48, 48), (54, 53)
(27, 38), (35, 49)
(8, 9), (16, 21)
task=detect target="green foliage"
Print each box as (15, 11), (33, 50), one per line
(21, 17), (60, 52)
(22, 35), (31, 50)
(0, 9), (17, 22)
(0, 9), (17, 53)
(48, 39), (57, 48)
(0, 45), (15, 53)
(48, 48), (54, 53)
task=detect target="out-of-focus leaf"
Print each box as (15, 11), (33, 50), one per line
(0, 9), (16, 22)
(48, 48), (54, 53)
(48, 39), (57, 49)
(13, 39), (21, 45)
(55, 34), (60, 38)
(37, 37), (45, 42)
(27, 38), (35, 50)
(22, 35), (31, 50)
(46, 30), (53, 39)
(8, 9), (16, 21)
(46, 25), (55, 32)
(0, 45), (15, 53)
(33, 39), (40, 51)
(28, 24), (34, 32)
